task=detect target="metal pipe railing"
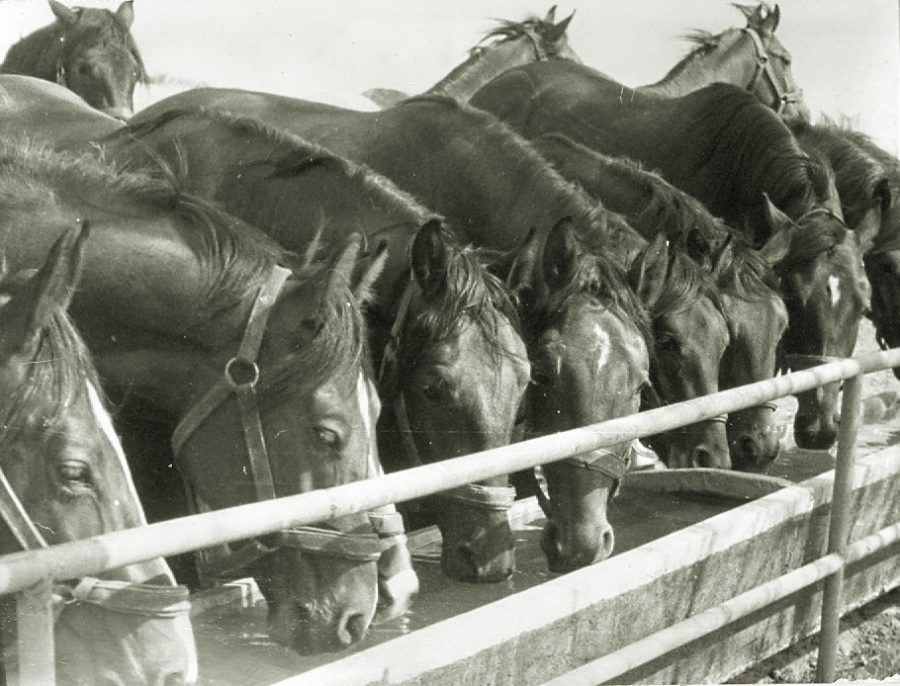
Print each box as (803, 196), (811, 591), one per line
(0, 348), (898, 597)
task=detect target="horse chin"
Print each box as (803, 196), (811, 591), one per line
(793, 414), (839, 451)
(727, 412), (783, 473)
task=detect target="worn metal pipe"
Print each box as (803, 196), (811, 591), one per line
(538, 520), (900, 686)
(16, 577), (55, 685)
(0, 349), (898, 596)
(816, 373), (864, 682)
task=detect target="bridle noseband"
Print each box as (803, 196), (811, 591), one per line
(171, 265), (388, 575)
(741, 27), (803, 115)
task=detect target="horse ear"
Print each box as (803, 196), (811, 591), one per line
(544, 6), (557, 23)
(546, 11), (575, 42)
(0, 222), (88, 360)
(48, 0), (78, 26)
(410, 219), (449, 300)
(734, 3), (756, 23)
(757, 221), (793, 267)
(324, 232), (363, 304)
(116, 0), (135, 29)
(503, 226), (542, 295)
(352, 239), (389, 305)
(684, 227), (713, 264)
(758, 4), (780, 36)
(761, 193), (794, 237)
(628, 232), (668, 308)
(875, 177), (893, 212)
(541, 217), (579, 291)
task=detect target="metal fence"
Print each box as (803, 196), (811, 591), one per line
(2, 347), (900, 685)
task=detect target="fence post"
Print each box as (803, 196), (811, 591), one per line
(815, 372), (863, 683)
(15, 576), (55, 686)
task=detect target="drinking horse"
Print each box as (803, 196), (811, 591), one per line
(104, 108), (531, 582)
(471, 65), (869, 451)
(792, 121), (900, 379)
(0, 225), (196, 684)
(0, 136), (410, 653)
(532, 134), (790, 471)
(1, 0), (147, 119)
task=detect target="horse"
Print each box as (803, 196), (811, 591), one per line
(628, 2), (807, 122)
(125, 88), (678, 571)
(0, 74), (124, 151)
(532, 134), (790, 471)
(363, 6), (578, 109)
(471, 66), (870, 451)
(0, 225), (196, 685)
(102, 108), (531, 583)
(791, 121), (900, 379)
(0, 0), (147, 120)
(0, 136), (411, 653)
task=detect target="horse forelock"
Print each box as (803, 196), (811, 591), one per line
(0, 135), (289, 318)
(0, 306), (100, 451)
(714, 234), (782, 301)
(399, 242), (523, 374)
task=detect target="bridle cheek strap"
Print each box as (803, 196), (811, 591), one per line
(0, 466), (49, 550)
(171, 265), (292, 502)
(741, 27), (803, 114)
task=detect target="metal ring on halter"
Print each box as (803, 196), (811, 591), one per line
(224, 357), (260, 389)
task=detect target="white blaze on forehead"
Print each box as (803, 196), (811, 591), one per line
(593, 324), (611, 372)
(87, 383), (147, 527)
(357, 372), (378, 476)
(828, 275), (842, 307)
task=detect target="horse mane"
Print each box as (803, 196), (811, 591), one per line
(479, 13), (556, 46)
(691, 84), (833, 223)
(0, 136), (368, 394)
(791, 119), (892, 227)
(112, 106), (438, 231)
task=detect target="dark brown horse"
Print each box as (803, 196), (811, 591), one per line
(533, 134), (790, 471)
(1, 0), (147, 119)
(627, 2), (807, 122)
(363, 6), (578, 108)
(471, 65), (869, 451)
(792, 121), (900, 379)
(0, 136), (405, 653)
(103, 107), (531, 583)
(126, 89), (666, 572)
(0, 225), (196, 685)
(0, 74), (124, 151)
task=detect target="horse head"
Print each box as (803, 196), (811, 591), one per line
(762, 195), (871, 449)
(629, 233), (732, 468)
(379, 219), (530, 582)
(502, 218), (650, 573)
(0, 224), (197, 685)
(47, 0), (146, 119)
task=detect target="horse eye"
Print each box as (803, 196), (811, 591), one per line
(656, 335), (681, 354)
(314, 426), (340, 450)
(58, 461), (91, 485)
(420, 380), (447, 402)
(531, 370), (553, 387)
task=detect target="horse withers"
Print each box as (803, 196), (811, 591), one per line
(0, 225), (196, 685)
(1, 0), (147, 119)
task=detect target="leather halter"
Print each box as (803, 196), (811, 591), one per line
(171, 265), (386, 575)
(741, 27), (803, 115)
(378, 276), (517, 510)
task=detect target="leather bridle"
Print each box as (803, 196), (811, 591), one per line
(741, 27), (803, 115)
(171, 265), (386, 576)
(378, 276), (517, 510)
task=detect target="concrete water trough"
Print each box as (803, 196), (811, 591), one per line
(277, 444), (900, 686)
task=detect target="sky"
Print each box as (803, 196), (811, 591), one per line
(0, 0), (898, 153)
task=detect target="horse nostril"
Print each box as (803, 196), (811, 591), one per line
(337, 611), (368, 647)
(598, 527), (615, 561)
(740, 435), (757, 458)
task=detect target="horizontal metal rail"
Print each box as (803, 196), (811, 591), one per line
(0, 347), (898, 596)
(538, 520), (900, 686)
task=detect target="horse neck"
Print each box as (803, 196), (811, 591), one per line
(428, 38), (536, 100)
(638, 44), (754, 100)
